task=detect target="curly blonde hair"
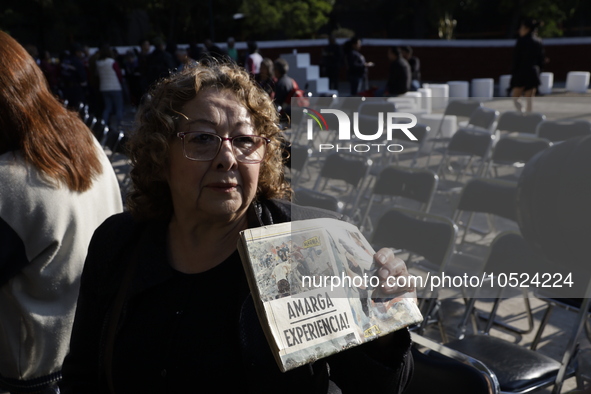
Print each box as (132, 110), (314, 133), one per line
(127, 60), (290, 221)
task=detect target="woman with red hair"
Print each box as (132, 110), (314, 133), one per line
(0, 31), (123, 393)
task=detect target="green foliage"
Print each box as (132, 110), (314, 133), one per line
(239, 0), (335, 39)
(500, 0), (581, 37)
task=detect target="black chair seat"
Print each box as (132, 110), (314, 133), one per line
(447, 334), (560, 392)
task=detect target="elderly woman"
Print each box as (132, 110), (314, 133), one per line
(61, 61), (414, 393)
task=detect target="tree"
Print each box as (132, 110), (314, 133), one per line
(239, 0), (335, 39)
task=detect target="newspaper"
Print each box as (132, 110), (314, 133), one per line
(238, 217), (423, 372)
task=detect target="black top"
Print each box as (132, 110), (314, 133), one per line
(112, 250), (250, 392)
(61, 200), (413, 394)
(510, 33), (545, 90)
(346, 50), (366, 78)
(387, 58), (411, 96)
(408, 56), (421, 82)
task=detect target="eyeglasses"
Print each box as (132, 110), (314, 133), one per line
(176, 132), (270, 163)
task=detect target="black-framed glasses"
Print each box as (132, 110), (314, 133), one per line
(176, 132), (270, 163)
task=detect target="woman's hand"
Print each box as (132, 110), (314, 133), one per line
(372, 248), (415, 298)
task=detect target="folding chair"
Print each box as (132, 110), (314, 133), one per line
(444, 231), (590, 394)
(360, 165), (438, 233)
(103, 128), (126, 162)
(409, 332), (499, 394)
(485, 136), (552, 178)
(495, 111), (545, 136)
(85, 114), (98, 130)
(454, 231), (534, 337)
(425, 99), (482, 166)
(91, 119), (109, 146)
(404, 123), (430, 167)
(463, 106), (499, 132)
(292, 188), (344, 214)
(436, 128), (495, 185)
(536, 119), (591, 143)
(452, 178), (518, 248)
(285, 144), (312, 188)
(312, 152), (372, 220)
(370, 208), (457, 338)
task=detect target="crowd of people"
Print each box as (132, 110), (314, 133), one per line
(25, 34), (425, 129)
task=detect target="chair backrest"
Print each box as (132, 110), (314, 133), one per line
(455, 178), (518, 222)
(371, 208), (457, 271)
(284, 144), (311, 171)
(409, 123), (429, 143)
(405, 346), (496, 394)
(85, 115), (98, 130)
(536, 119), (591, 142)
(104, 129), (125, 159)
(496, 111), (545, 134)
(447, 128), (494, 158)
(491, 136), (551, 165)
(467, 107), (499, 131)
(444, 100), (482, 118)
(373, 165), (438, 210)
(316, 152), (372, 189)
(292, 188), (343, 213)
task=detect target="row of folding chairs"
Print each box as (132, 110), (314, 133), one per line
(369, 207), (590, 393)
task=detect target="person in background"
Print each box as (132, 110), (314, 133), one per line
(60, 60), (414, 393)
(386, 46), (411, 96)
(245, 41), (263, 76)
(226, 37), (238, 62)
(344, 37), (373, 96)
(321, 35), (343, 91)
(95, 44), (125, 130)
(400, 45), (421, 91)
(255, 57), (276, 99)
(40, 50), (61, 97)
(59, 43), (88, 108)
(144, 37), (175, 95)
(175, 48), (198, 73)
(273, 57), (297, 117)
(510, 17), (545, 113)
(204, 39), (226, 60)
(0, 31), (123, 394)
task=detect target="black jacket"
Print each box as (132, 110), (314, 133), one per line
(61, 199), (413, 393)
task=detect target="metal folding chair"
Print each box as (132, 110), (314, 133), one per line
(495, 111), (545, 136)
(360, 165), (438, 233)
(292, 188), (344, 213)
(370, 207), (458, 338)
(425, 100), (482, 167)
(452, 178), (518, 247)
(91, 119), (109, 146)
(445, 232), (589, 394)
(285, 144), (312, 188)
(436, 128), (495, 185)
(312, 152), (372, 220)
(536, 119), (591, 143)
(485, 136), (552, 178)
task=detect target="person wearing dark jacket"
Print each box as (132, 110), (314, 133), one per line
(400, 46), (421, 91)
(510, 18), (545, 113)
(386, 46), (411, 96)
(144, 37), (176, 94)
(60, 61), (415, 394)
